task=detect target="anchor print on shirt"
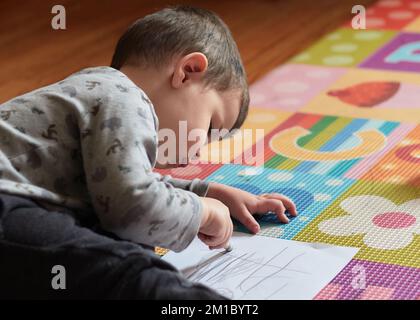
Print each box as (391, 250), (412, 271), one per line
(115, 84), (129, 93)
(106, 139), (124, 155)
(42, 124), (58, 142)
(148, 219), (165, 236)
(61, 86), (77, 97)
(85, 81), (101, 90)
(31, 107), (45, 115)
(82, 99), (102, 119)
(118, 165), (132, 174)
(1, 110), (17, 121)
(90, 98), (102, 116)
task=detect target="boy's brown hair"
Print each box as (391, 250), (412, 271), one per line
(111, 5), (249, 132)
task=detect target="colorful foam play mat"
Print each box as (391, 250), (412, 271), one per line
(155, 0), (420, 300)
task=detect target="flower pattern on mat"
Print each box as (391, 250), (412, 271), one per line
(319, 195), (420, 250)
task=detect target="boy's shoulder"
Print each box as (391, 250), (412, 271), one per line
(68, 66), (126, 81)
(6, 66), (147, 104)
(64, 66), (158, 126)
(65, 66), (154, 112)
(64, 66), (145, 97)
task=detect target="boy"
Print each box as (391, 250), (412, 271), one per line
(0, 6), (297, 299)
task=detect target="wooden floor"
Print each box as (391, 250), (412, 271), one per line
(0, 0), (377, 103)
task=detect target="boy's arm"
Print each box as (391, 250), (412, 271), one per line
(80, 87), (202, 252)
(161, 176), (210, 197)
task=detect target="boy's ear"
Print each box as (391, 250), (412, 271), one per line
(171, 52), (208, 88)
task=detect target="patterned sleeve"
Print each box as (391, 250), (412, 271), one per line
(80, 77), (203, 252)
(162, 176), (210, 197)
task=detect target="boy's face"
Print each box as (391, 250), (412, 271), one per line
(120, 52), (243, 169)
(155, 85), (242, 168)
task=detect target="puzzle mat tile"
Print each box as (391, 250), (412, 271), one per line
(314, 259), (420, 300)
(229, 112), (319, 167)
(360, 124), (420, 187)
(199, 108), (291, 164)
(302, 68), (420, 123)
(360, 32), (420, 73)
(291, 28), (397, 67)
(243, 112), (409, 180)
(205, 164), (356, 240)
(249, 64), (347, 111)
(404, 16), (420, 31)
(294, 179), (420, 268)
(344, 0), (420, 30)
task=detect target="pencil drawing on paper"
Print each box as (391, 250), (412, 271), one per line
(181, 247), (311, 300)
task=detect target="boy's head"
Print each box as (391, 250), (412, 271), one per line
(111, 6), (249, 168)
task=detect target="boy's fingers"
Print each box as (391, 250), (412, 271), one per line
(197, 233), (206, 243)
(235, 207), (260, 234)
(208, 233), (230, 250)
(220, 220), (234, 249)
(209, 232), (230, 250)
(198, 232), (221, 248)
(259, 193), (298, 216)
(274, 194), (298, 216)
(199, 221), (233, 250)
(219, 221), (234, 249)
(198, 233), (210, 245)
(256, 198), (289, 224)
(209, 244), (225, 250)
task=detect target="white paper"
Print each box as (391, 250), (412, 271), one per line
(162, 232), (359, 300)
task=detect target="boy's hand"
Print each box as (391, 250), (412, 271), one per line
(206, 182), (298, 234)
(199, 197), (233, 250)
